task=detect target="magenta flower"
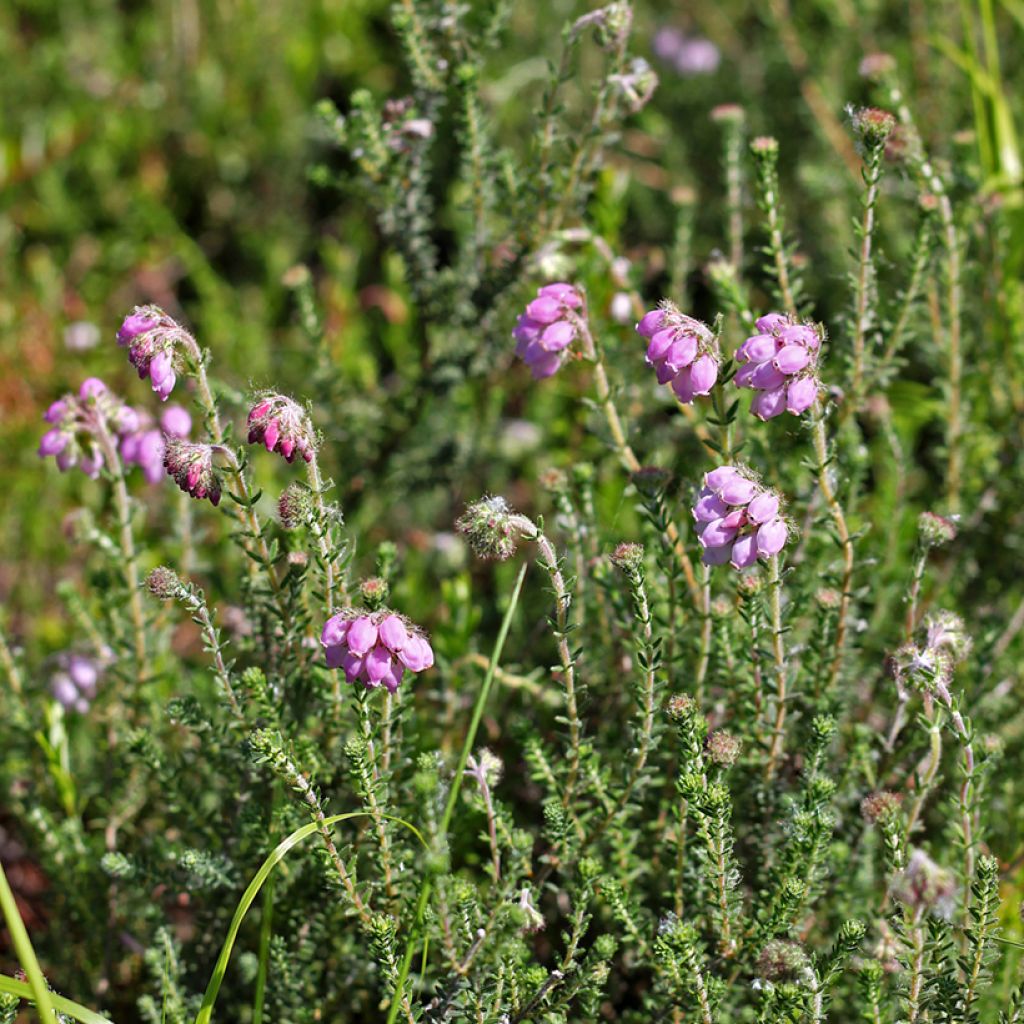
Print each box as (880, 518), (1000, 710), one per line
(735, 313), (823, 419)
(636, 302), (720, 404)
(320, 609), (434, 693)
(246, 394), (315, 463)
(50, 649), (110, 713)
(163, 439), (221, 505)
(38, 378), (136, 479)
(513, 283), (584, 380)
(693, 466), (790, 568)
(116, 404), (192, 484)
(116, 305), (193, 402)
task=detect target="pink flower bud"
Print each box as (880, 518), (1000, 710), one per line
(646, 328), (675, 364)
(751, 361), (787, 391)
(379, 615), (409, 653)
(665, 335), (698, 371)
(700, 517), (739, 549)
(718, 476), (758, 505)
(636, 309), (665, 336)
(705, 466), (740, 490)
(786, 377), (818, 414)
(365, 644), (395, 684)
(398, 634), (434, 672)
(751, 387), (787, 420)
(321, 614), (350, 648)
(670, 367), (694, 403)
(690, 354), (718, 394)
(693, 491), (729, 522)
(746, 492), (780, 524)
(346, 616), (378, 656)
(160, 405), (192, 438)
(774, 344), (811, 374)
(79, 378), (107, 401)
(756, 518), (788, 556)
(729, 533), (759, 568)
(39, 428), (69, 457)
(540, 321), (575, 352)
(755, 313), (788, 333)
(525, 296), (563, 323)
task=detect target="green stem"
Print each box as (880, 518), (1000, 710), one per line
(764, 555), (789, 780)
(385, 563), (527, 1024)
(0, 858), (58, 1021)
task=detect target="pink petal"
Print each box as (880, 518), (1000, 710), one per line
(636, 309), (665, 337)
(540, 320), (574, 352)
(746, 491), (780, 524)
(690, 354), (718, 394)
(751, 386), (787, 420)
(346, 616), (378, 657)
(378, 615), (409, 653)
(670, 367), (694, 403)
(774, 344), (811, 374)
(730, 534), (759, 568)
(756, 518), (788, 556)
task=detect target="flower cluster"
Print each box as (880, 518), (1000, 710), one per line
(693, 466), (788, 568)
(735, 313), (822, 419)
(636, 303), (719, 403)
(163, 439), (221, 505)
(120, 405), (192, 484)
(320, 610), (434, 692)
(513, 283), (584, 379)
(39, 378), (132, 479)
(247, 394), (315, 463)
(50, 651), (109, 714)
(116, 305), (193, 401)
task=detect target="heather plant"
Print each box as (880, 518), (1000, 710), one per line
(4, 1), (1024, 1023)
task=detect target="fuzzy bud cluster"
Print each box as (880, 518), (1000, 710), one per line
(513, 283), (584, 380)
(636, 302), (719, 404)
(247, 394), (315, 463)
(694, 466), (789, 568)
(456, 497), (520, 561)
(918, 511), (957, 548)
(860, 790), (902, 824)
(116, 306), (193, 401)
(320, 609), (434, 693)
(163, 439), (221, 506)
(735, 313), (823, 419)
(145, 566), (185, 600)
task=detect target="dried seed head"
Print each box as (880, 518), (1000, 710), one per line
(892, 849), (956, 916)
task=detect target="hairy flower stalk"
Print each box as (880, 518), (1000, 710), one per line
(91, 405), (148, 672)
(848, 108), (895, 409)
(810, 401), (855, 694)
(146, 568), (244, 722)
(751, 136), (800, 317)
(764, 554), (789, 779)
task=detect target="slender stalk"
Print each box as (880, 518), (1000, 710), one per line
(903, 697), (943, 842)
(306, 448), (341, 615)
(92, 419), (147, 671)
(811, 403), (855, 692)
(516, 522), (582, 816)
(355, 691), (397, 903)
(386, 564), (527, 1024)
(850, 134), (886, 409)
(764, 555), (789, 779)
(695, 563), (713, 706)
(575, 316), (701, 607)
